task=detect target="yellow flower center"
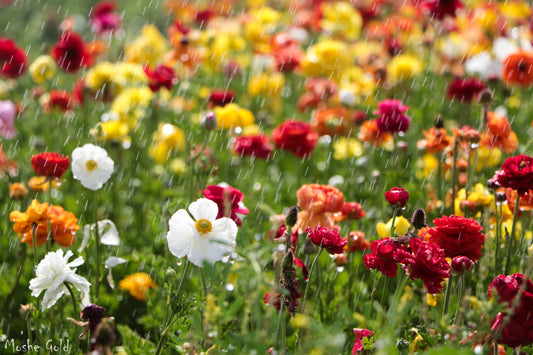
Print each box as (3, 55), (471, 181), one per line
(195, 219), (212, 234)
(86, 159), (98, 171)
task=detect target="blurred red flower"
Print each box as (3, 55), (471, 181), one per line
(446, 77), (486, 103)
(51, 32), (93, 73)
(272, 120), (318, 158)
(233, 134), (273, 160)
(31, 152), (70, 179)
(0, 38), (27, 78)
(374, 99), (410, 133)
(145, 65), (177, 92)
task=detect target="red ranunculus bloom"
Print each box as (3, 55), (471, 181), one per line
(494, 155), (533, 196)
(450, 256), (474, 275)
(0, 38), (27, 78)
(334, 201), (366, 221)
(363, 237), (407, 277)
(51, 32), (92, 73)
(272, 120), (318, 158)
(385, 187), (409, 207)
(352, 328), (374, 355)
(43, 90), (76, 113)
(31, 152), (70, 179)
(488, 273), (533, 347)
(418, 0), (463, 20)
(233, 134), (274, 160)
(305, 225), (347, 254)
(202, 184), (249, 227)
(208, 89), (235, 107)
(374, 99), (410, 133)
(446, 77), (486, 103)
(145, 65), (177, 92)
(425, 215), (485, 262)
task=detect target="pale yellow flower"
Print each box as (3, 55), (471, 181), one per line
(333, 137), (363, 160)
(387, 54), (423, 84)
(320, 2), (362, 41)
(213, 103), (255, 130)
(148, 123), (186, 164)
(248, 72), (285, 98)
(29, 55), (56, 84)
(125, 25), (167, 68)
(301, 39), (350, 79)
(376, 216), (410, 238)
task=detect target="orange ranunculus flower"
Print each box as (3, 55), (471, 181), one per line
(311, 107), (355, 136)
(119, 272), (157, 301)
(358, 119), (393, 147)
(294, 184), (344, 232)
(480, 112), (518, 154)
(506, 188), (533, 215)
(502, 51), (533, 87)
(417, 127), (452, 154)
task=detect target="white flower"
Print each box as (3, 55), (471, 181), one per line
(105, 256), (127, 289)
(79, 219), (120, 252)
(29, 250), (91, 310)
(71, 144), (114, 190)
(166, 198), (238, 267)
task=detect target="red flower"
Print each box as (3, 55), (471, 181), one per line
(488, 274), (533, 347)
(0, 38), (27, 78)
(305, 225), (347, 254)
(43, 90), (76, 113)
(450, 256), (474, 275)
(334, 201), (366, 221)
(416, 0), (463, 19)
(90, 1), (121, 35)
(384, 187), (409, 207)
(202, 184), (249, 227)
(363, 237), (407, 278)
(145, 65), (177, 92)
(425, 215), (485, 262)
(233, 134), (273, 160)
(446, 77), (486, 103)
(374, 99), (410, 133)
(502, 51), (533, 87)
(352, 328), (374, 355)
(208, 89), (235, 107)
(31, 152), (70, 179)
(272, 120), (318, 158)
(51, 32), (93, 73)
(494, 155), (533, 196)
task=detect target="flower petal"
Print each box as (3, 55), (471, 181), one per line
(188, 198), (219, 221)
(167, 209), (196, 258)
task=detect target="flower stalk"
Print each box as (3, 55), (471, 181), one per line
(504, 196), (520, 275)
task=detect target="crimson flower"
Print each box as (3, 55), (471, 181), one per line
(334, 201), (366, 221)
(488, 273), (533, 347)
(51, 32), (92, 73)
(417, 0), (463, 19)
(395, 238), (450, 294)
(374, 99), (410, 133)
(272, 120), (318, 158)
(43, 90), (76, 113)
(208, 89), (235, 107)
(31, 152), (70, 179)
(145, 65), (177, 92)
(202, 184), (249, 227)
(450, 256), (474, 275)
(0, 38), (27, 78)
(305, 225), (347, 254)
(493, 155), (533, 196)
(384, 187), (409, 207)
(352, 328), (374, 355)
(425, 215), (485, 262)
(363, 237), (407, 277)
(446, 77), (486, 103)
(233, 134), (274, 160)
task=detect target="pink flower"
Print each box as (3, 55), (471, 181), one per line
(374, 99), (410, 133)
(352, 328), (374, 354)
(0, 100), (17, 139)
(202, 184), (249, 227)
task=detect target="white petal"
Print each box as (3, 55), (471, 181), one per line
(188, 198), (218, 221)
(78, 224), (91, 252)
(105, 256), (126, 268)
(99, 219), (120, 246)
(67, 256), (84, 268)
(41, 285), (67, 310)
(167, 210), (196, 258)
(210, 218), (238, 247)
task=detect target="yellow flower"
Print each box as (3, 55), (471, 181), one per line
(91, 120), (130, 145)
(416, 154), (439, 179)
(241, 124), (262, 136)
(248, 72), (285, 98)
(376, 216), (410, 238)
(387, 54), (423, 84)
(85, 62), (147, 98)
(475, 146), (501, 172)
(169, 158), (187, 175)
(244, 7), (281, 49)
(213, 103), (255, 130)
(333, 137), (363, 160)
(119, 273), (157, 301)
(111, 87), (153, 128)
(499, 1), (532, 22)
(301, 39), (350, 79)
(29, 55), (56, 84)
(148, 123), (186, 163)
(205, 294), (222, 324)
(426, 293), (438, 307)
(125, 24), (167, 68)
(291, 314), (310, 329)
(454, 183), (494, 216)
(320, 2), (362, 41)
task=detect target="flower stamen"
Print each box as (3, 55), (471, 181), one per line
(85, 159), (98, 171)
(195, 219), (212, 234)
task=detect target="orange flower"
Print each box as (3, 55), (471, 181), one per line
(480, 112), (518, 154)
(311, 107), (354, 136)
(502, 51), (533, 87)
(9, 182), (28, 200)
(417, 127), (452, 154)
(506, 188), (533, 215)
(119, 273), (157, 301)
(358, 120), (393, 147)
(294, 184), (344, 232)
(346, 231), (371, 252)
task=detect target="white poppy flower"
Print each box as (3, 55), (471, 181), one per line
(166, 198), (238, 267)
(71, 143), (114, 190)
(29, 250), (91, 310)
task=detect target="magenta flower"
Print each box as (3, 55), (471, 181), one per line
(374, 99), (410, 133)
(0, 100), (17, 139)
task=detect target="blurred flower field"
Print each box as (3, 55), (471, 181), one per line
(1, 0), (533, 354)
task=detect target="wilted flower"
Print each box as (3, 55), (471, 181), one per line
(71, 144), (114, 190)
(119, 273), (157, 301)
(166, 198), (238, 267)
(29, 249), (90, 310)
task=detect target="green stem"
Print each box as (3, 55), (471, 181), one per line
(504, 196), (520, 275)
(450, 139), (459, 215)
(442, 275), (454, 318)
(274, 302), (286, 351)
(64, 282), (80, 355)
(389, 207), (398, 237)
(494, 200), (502, 273)
(94, 190), (101, 299)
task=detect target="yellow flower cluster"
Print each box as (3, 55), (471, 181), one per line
(301, 39), (350, 79)
(213, 103), (255, 130)
(148, 123), (185, 163)
(125, 25), (168, 68)
(320, 2), (362, 41)
(248, 72), (285, 98)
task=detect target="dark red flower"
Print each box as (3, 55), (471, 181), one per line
(450, 256), (474, 275)
(384, 187), (409, 207)
(0, 38), (27, 78)
(494, 154), (533, 196)
(425, 215), (485, 262)
(31, 152), (70, 179)
(272, 120), (318, 158)
(81, 304), (105, 334)
(194, 9), (215, 24)
(202, 184), (249, 227)
(233, 134), (273, 160)
(208, 89), (235, 107)
(416, 0), (464, 20)
(51, 32), (93, 73)
(488, 274), (533, 347)
(446, 77), (487, 103)
(305, 225), (347, 254)
(363, 237), (407, 278)
(43, 90), (76, 113)
(352, 328), (374, 355)
(374, 99), (410, 133)
(144, 65), (177, 92)
(396, 238), (449, 294)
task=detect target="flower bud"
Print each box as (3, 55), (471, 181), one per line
(451, 256), (474, 275)
(200, 111), (217, 131)
(477, 88), (493, 105)
(409, 208), (427, 229)
(495, 191), (507, 202)
(434, 115), (444, 129)
(285, 206), (298, 228)
(165, 267), (177, 282)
